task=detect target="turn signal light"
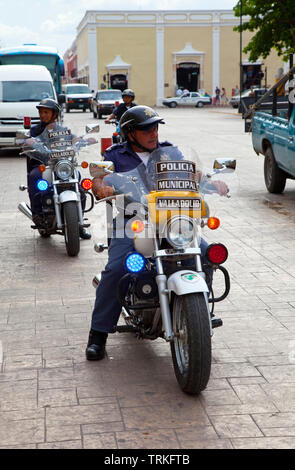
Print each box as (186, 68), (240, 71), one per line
(131, 220), (145, 233)
(207, 217), (220, 230)
(206, 243), (228, 265)
(81, 178), (93, 191)
(81, 161), (88, 168)
(39, 164), (46, 173)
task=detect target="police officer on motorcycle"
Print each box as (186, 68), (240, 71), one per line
(86, 105), (226, 361)
(26, 98), (91, 239)
(105, 88), (136, 124)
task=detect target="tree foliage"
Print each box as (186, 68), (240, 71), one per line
(233, 0), (295, 62)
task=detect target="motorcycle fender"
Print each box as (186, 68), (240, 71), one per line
(59, 190), (78, 204)
(167, 270), (209, 296)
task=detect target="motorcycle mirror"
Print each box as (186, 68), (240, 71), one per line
(85, 124), (100, 134)
(213, 158), (236, 172)
(89, 161), (114, 177)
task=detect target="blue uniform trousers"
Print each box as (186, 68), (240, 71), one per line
(91, 229), (210, 334)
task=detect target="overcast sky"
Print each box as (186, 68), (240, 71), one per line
(0, 0), (237, 56)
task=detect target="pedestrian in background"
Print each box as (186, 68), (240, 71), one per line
(220, 88), (228, 106)
(214, 86), (220, 106)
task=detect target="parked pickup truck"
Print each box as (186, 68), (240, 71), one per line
(248, 70), (295, 194)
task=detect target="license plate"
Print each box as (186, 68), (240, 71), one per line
(78, 104), (84, 108)
(156, 197), (201, 210)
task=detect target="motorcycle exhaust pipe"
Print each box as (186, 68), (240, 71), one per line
(18, 202), (33, 221)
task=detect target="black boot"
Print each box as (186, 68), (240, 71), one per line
(79, 227), (91, 239)
(86, 329), (108, 361)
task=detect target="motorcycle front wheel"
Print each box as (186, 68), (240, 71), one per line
(63, 201), (80, 257)
(170, 293), (211, 395)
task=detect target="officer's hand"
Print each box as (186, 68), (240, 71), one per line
(86, 137), (97, 145)
(24, 137), (36, 147)
(210, 180), (228, 196)
(92, 177), (114, 199)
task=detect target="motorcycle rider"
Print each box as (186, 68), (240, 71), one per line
(105, 88), (136, 124)
(26, 98), (91, 239)
(86, 105), (227, 361)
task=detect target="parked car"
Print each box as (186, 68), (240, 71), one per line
(92, 89), (123, 119)
(0, 64), (61, 148)
(162, 92), (212, 108)
(250, 89), (294, 194)
(229, 87), (268, 108)
(63, 83), (93, 113)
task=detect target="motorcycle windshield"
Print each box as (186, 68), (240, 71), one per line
(20, 124), (98, 164)
(100, 145), (236, 212)
(100, 146), (199, 211)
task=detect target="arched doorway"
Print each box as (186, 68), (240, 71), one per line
(110, 74), (128, 91)
(176, 62), (200, 92)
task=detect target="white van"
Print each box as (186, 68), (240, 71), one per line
(0, 64), (58, 147)
(63, 83), (93, 113)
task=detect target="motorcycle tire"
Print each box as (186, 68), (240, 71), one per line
(264, 146), (286, 194)
(170, 293), (211, 395)
(63, 201), (80, 257)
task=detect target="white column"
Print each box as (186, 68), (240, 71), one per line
(88, 27), (98, 91)
(156, 26), (165, 107)
(212, 26), (220, 95)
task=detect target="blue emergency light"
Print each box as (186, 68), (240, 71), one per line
(37, 179), (49, 191)
(125, 253), (145, 273)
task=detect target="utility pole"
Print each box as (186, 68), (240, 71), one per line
(239, 0), (243, 100)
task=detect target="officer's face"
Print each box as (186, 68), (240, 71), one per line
(130, 125), (159, 151)
(39, 108), (55, 124)
(123, 95), (133, 105)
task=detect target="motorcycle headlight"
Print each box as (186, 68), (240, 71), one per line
(167, 217), (195, 249)
(55, 160), (73, 180)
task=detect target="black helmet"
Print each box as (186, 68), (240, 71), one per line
(36, 99), (61, 114)
(122, 88), (135, 98)
(120, 105), (164, 139)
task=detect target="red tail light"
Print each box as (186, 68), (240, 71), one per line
(23, 117), (31, 129)
(206, 243), (228, 265)
(81, 178), (93, 191)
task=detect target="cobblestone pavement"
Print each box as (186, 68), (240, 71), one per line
(0, 107), (295, 449)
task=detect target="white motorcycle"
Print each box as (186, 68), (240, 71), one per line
(17, 124), (99, 256)
(89, 146), (235, 394)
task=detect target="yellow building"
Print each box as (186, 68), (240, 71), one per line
(73, 10), (285, 106)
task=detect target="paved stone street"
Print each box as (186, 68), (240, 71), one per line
(0, 106), (295, 449)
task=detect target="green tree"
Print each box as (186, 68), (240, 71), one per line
(233, 0), (295, 62)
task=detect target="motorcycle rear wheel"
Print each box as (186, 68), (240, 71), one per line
(170, 293), (211, 395)
(63, 201), (80, 257)
(264, 146), (286, 194)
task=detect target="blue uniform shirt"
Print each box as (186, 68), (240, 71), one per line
(103, 140), (172, 172)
